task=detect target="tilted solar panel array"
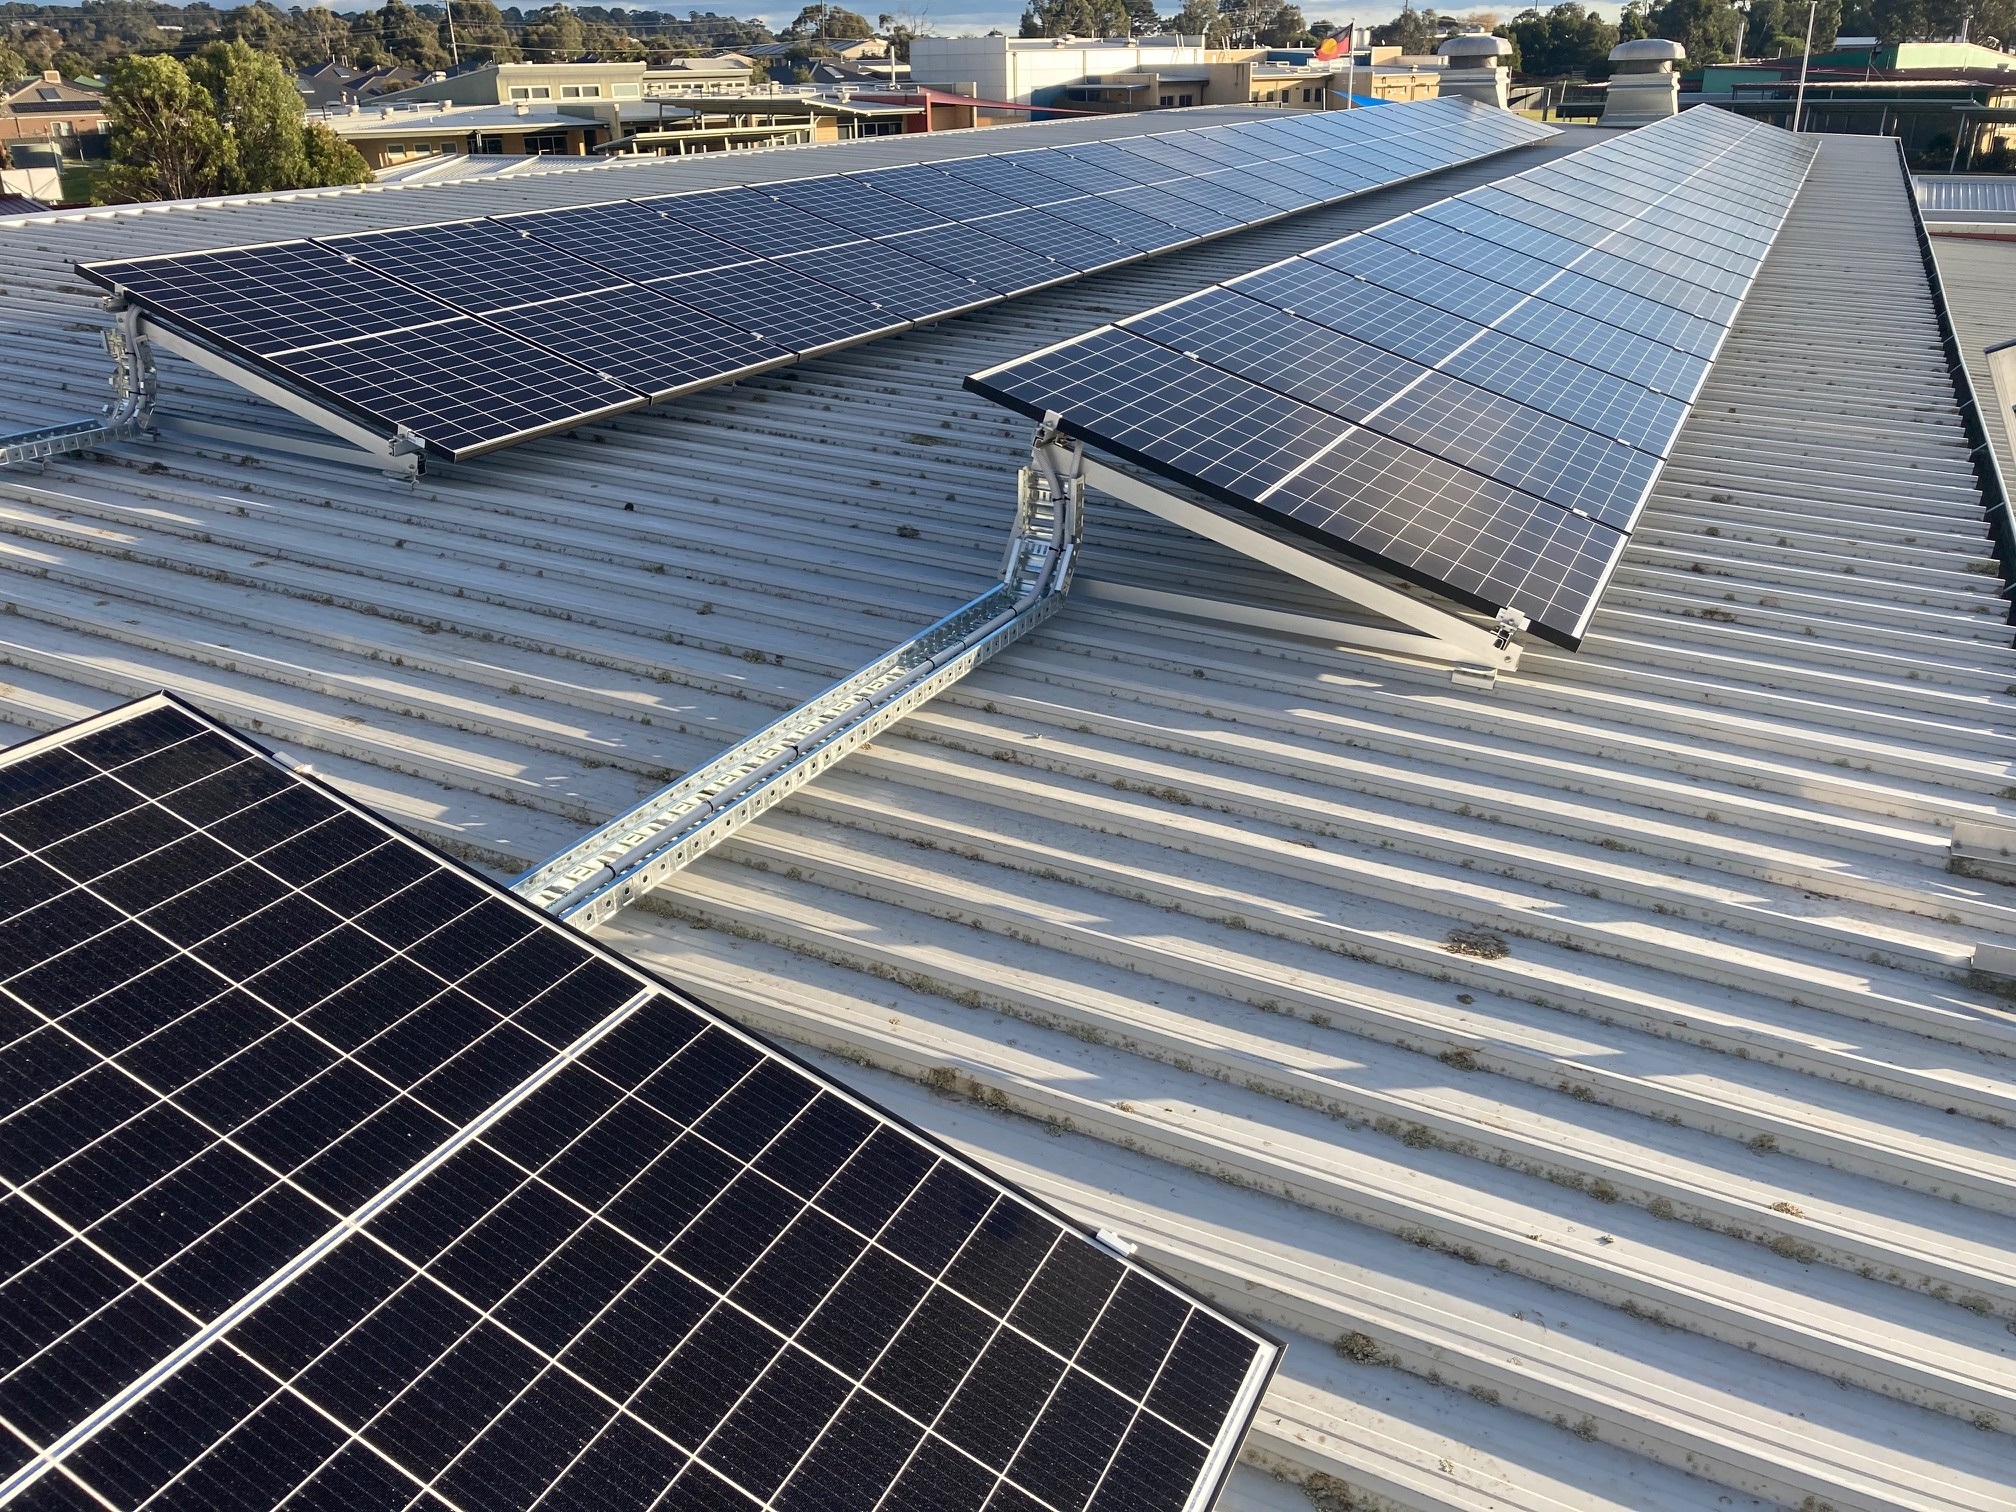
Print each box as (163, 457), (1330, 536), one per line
(966, 106), (1816, 649)
(75, 99), (1555, 463)
(0, 694), (1278, 1512)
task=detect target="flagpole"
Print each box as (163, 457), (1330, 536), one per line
(1346, 19), (1356, 107)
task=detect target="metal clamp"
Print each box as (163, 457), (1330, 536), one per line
(0, 303), (156, 470)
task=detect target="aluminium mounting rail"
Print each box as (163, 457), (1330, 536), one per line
(510, 424), (1085, 927)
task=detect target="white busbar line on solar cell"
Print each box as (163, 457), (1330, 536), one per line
(0, 695), (1281, 1512)
(964, 107), (1815, 654)
(0, 978), (657, 1505)
(59, 99), (1558, 468)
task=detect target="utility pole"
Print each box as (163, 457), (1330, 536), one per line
(1792, 0), (1816, 132)
(445, 0), (461, 66)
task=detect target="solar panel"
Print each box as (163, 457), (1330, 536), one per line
(482, 288), (795, 401)
(761, 175), (950, 239)
(320, 219), (628, 315)
(642, 187), (860, 259)
(777, 239), (999, 323)
(504, 201), (756, 283)
(962, 207), (1141, 273)
(266, 318), (650, 460)
(647, 260), (910, 355)
(854, 164), (1027, 223)
(0, 693), (1281, 1512)
(78, 100), (1559, 466)
(880, 224), (1073, 296)
(965, 107), (1814, 649)
(84, 242), (462, 358)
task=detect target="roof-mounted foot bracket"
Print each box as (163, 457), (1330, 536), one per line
(0, 303), (157, 470)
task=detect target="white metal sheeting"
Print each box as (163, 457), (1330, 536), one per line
(2, 122), (2015, 1511)
(1916, 174), (2016, 218)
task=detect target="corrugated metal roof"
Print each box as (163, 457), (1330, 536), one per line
(1917, 175), (2016, 216)
(2, 117), (2013, 1511)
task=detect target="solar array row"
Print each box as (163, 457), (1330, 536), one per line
(0, 696), (1278, 1512)
(966, 105), (1815, 649)
(78, 98), (1553, 462)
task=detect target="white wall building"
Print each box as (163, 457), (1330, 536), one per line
(907, 34), (1208, 103)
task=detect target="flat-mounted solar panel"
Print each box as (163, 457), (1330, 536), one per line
(761, 174), (950, 238)
(82, 241), (462, 358)
(778, 239), (999, 323)
(932, 155), (1080, 208)
(1002, 148), (1140, 195)
(643, 186), (860, 258)
(965, 106), (1814, 650)
(854, 163), (1027, 222)
(1097, 187), (1234, 242)
(879, 223), (1072, 296)
(78, 99), (1560, 468)
(0, 693), (1281, 1512)
(1121, 181), (1260, 232)
(318, 219), (628, 315)
(265, 318), (650, 460)
(505, 200), (760, 282)
(964, 206), (1141, 273)
(482, 288), (795, 401)
(649, 259), (910, 354)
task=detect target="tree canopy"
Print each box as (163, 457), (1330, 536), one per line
(0, 2), (778, 75)
(1503, 1), (1615, 74)
(97, 40), (368, 202)
(784, 2), (874, 38)
(1371, 0), (1442, 52)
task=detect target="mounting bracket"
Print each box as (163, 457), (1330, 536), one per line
(132, 313), (424, 479)
(1057, 439), (1521, 685)
(0, 302), (424, 478)
(0, 304), (157, 470)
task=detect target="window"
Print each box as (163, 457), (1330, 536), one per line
(510, 84), (552, 100)
(1302, 88), (1312, 102)
(613, 83), (640, 98)
(1179, 93), (1193, 105)
(523, 131), (570, 153)
(560, 84), (601, 98)
(1159, 94), (1173, 106)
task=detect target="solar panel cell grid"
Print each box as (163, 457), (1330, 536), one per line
(879, 224), (1071, 296)
(1437, 329), (1690, 456)
(319, 220), (628, 315)
(855, 164), (1026, 222)
(1226, 261), (1482, 367)
(0, 695), (1280, 1512)
(762, 175), (950, 238)
(1305, 236), (1529, 324)
(269, 318), (647, 460)
(482, 288), (794, 400)
(80, 243), (460, 358)
(778, 239), (998, 323)
(79, 99), (1556, 465)
(648, 261), (909, 354)
(965, 107), (1811, 648)
(505, 201), (757, 283)
(643, 187), (861, 259)
(964, 207), (1140, 273)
